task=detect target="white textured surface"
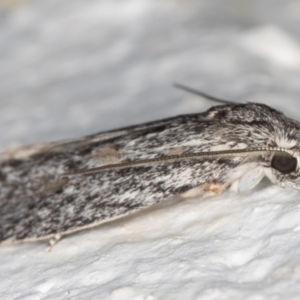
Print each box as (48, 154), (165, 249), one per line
(2, 1), (300, 299)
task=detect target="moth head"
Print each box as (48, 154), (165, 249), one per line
(259, 125), (300, 190)
(266, 151), (300, 190)
(228, 148), (300, 193)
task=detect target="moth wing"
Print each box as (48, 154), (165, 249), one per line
(1, 107), (252, 244)
(0, 159), (237, 244)
(0, 113), (197, 161)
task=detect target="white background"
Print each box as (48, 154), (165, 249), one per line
(2, 0), (300, 299)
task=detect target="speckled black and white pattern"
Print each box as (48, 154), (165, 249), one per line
(2, 102), (300, 244)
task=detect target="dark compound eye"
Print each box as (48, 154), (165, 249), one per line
(271, 154), (297, 174)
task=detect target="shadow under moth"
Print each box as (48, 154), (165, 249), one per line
(1, 84), (300, 250)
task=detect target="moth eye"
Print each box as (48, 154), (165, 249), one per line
(271, 154), (297, 174)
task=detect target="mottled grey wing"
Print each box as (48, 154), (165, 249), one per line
(1, 159), (233, 243)
(0, 111), (232, 243)
(2, 103), (276, 244)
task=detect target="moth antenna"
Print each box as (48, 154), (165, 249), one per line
(173, 82), (236, 105)
(64, 147), (294, 176)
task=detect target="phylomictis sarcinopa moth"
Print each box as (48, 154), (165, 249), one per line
(1, 84), (300, 250)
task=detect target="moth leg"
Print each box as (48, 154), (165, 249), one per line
(180, 183), (222, 198)
(263, 167), (288, 189)
(230, 166), (265, 192)
(46, 234), (62, 252)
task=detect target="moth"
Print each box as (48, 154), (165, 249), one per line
(1, 84), (300, 250)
